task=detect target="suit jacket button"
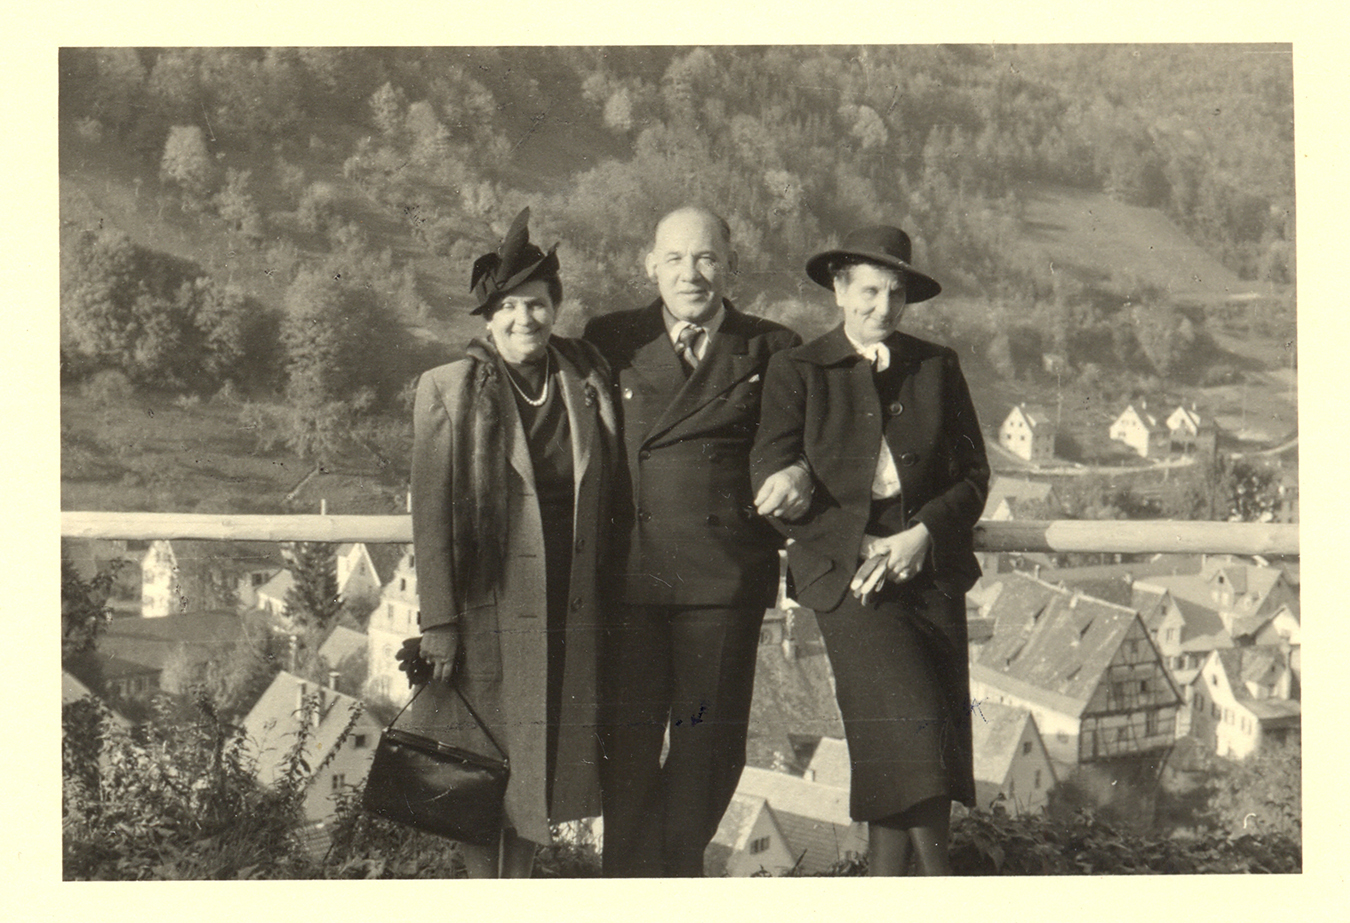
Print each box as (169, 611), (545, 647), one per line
(571, 597), (584, 611)
(638, 509), (652, 522)
(901, 452), (919, 465)
(706, 514), (720, 526)
(639, 449), (652, 461)
(623, 387), (634, 400)
(889, 401), (904, 415)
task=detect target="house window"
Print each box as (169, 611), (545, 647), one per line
(331, 773), (346, 791)
(400, 578), (407, 592)
(353, 734), (367, 749)
(1145, 710), (1158, 737)
(1022, 741), (1032, 756)
(1033, 769), (1042, 789)
(749, 836), (770, 855)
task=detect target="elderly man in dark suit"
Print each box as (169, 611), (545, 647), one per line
(583, 206), (809, 877)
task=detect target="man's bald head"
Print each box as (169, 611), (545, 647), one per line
(651, 206), (733, 251)
(645, 206), (739, 323)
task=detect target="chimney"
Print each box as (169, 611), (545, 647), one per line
(781, 637), (797, 662)
(804, 768), (816, 782)
(320, 498), (328, 516)
(288, 633), (298, 672)
(406, 491), (413, 513)
(328, 670), (341, 693)
(1033, 564), (1041, 580)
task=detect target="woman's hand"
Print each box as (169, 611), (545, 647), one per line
(419, 624), (460, 683)
(852, 523), (933, 601)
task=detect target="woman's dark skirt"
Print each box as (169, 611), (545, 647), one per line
(815, 576), (976, 823)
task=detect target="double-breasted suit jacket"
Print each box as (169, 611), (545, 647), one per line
(407, 336), (619, 846)
(584, 300), (801, 609)
(752, 326), (990, 635)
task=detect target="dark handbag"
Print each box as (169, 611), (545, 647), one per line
(361, 682), (510, 846)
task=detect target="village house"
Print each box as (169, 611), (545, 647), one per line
(970, 701), (1057, 816)
(1187, 647), (1300, 760)
(981, 476), (1062, 522)
(335, 542), (403, 613)
(706, 793), (798, 877)
(364, 546), (420, 704)
(998, 404), (1057, 464)
(1166, 404), (1217, 456)
(1108, 403), (1169, 459)
(719, 766), (868, 876)
(316, 624), (368, 696)
(242, 670), (384, 842)
(254, 568), (295, 620)
(1147, 556), (1299, 649)
(97, 608), (247, 697)
(968, 573), (1182, 774)
(140, 539), (283, 618)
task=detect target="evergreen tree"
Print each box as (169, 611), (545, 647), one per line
(282, 542), (342, 634)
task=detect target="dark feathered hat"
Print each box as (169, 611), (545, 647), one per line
(805, 225), (941, 303)
(469, 207), (560, 314)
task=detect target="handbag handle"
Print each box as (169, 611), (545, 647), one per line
(386, 681), (508, 763)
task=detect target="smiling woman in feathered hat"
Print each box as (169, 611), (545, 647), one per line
(399, 208), (620, 876)
(751, 223), (991, 875)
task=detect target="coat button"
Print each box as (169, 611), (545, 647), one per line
(638, 509), (652, 522)
(571, 597), (584, 611)
(639, 449), (651, 461)
(889, 401), (904, 415)
(901, 452), (919, 465)
(706, 514), (720, 526)
(623, 387), (633, 400)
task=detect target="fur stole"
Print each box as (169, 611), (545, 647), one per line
(451, 337), (511, 601)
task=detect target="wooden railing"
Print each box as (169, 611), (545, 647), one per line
(60, 511), (1299, 557)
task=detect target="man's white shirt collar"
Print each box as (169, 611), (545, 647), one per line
(663, 303), (726, 363)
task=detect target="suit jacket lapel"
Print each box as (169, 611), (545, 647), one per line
(646, 304), (759, 443)
(628, 303), (687, 397)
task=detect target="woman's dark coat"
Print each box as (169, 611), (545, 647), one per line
(751, 325), (989, 636)
(406, 336), (618, 845)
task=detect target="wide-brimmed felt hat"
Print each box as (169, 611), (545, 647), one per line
(469, 207), (560, 314)
(805, 225), (941, 303)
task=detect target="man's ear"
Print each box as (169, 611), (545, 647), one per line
(643, 249), (658, 281)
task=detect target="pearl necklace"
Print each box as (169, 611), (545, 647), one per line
(504, 352), (550, 407)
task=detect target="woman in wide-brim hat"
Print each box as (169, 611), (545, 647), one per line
(751, 224), (989, 875)
(401, 208), (620, 876)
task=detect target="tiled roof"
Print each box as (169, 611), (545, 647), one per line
(804, 737), (851, 788)
(736, 767), (852, 826)
(258, 569), (296, 600)
(318, 625), (366, 666)
(242, 671), (378, 787)
(711, 793), (765, 851)
(982, 477), (1057, 518)
(99, 610), (246, 671)
(971, 701), (1032, 785)
(975, 574), (1142, 710)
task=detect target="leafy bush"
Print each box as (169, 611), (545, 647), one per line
(63, 691), (313, 879)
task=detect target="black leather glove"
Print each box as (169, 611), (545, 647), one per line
(394, 636), (434, 687)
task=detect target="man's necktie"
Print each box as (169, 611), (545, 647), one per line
(675, 324), (704, 369)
